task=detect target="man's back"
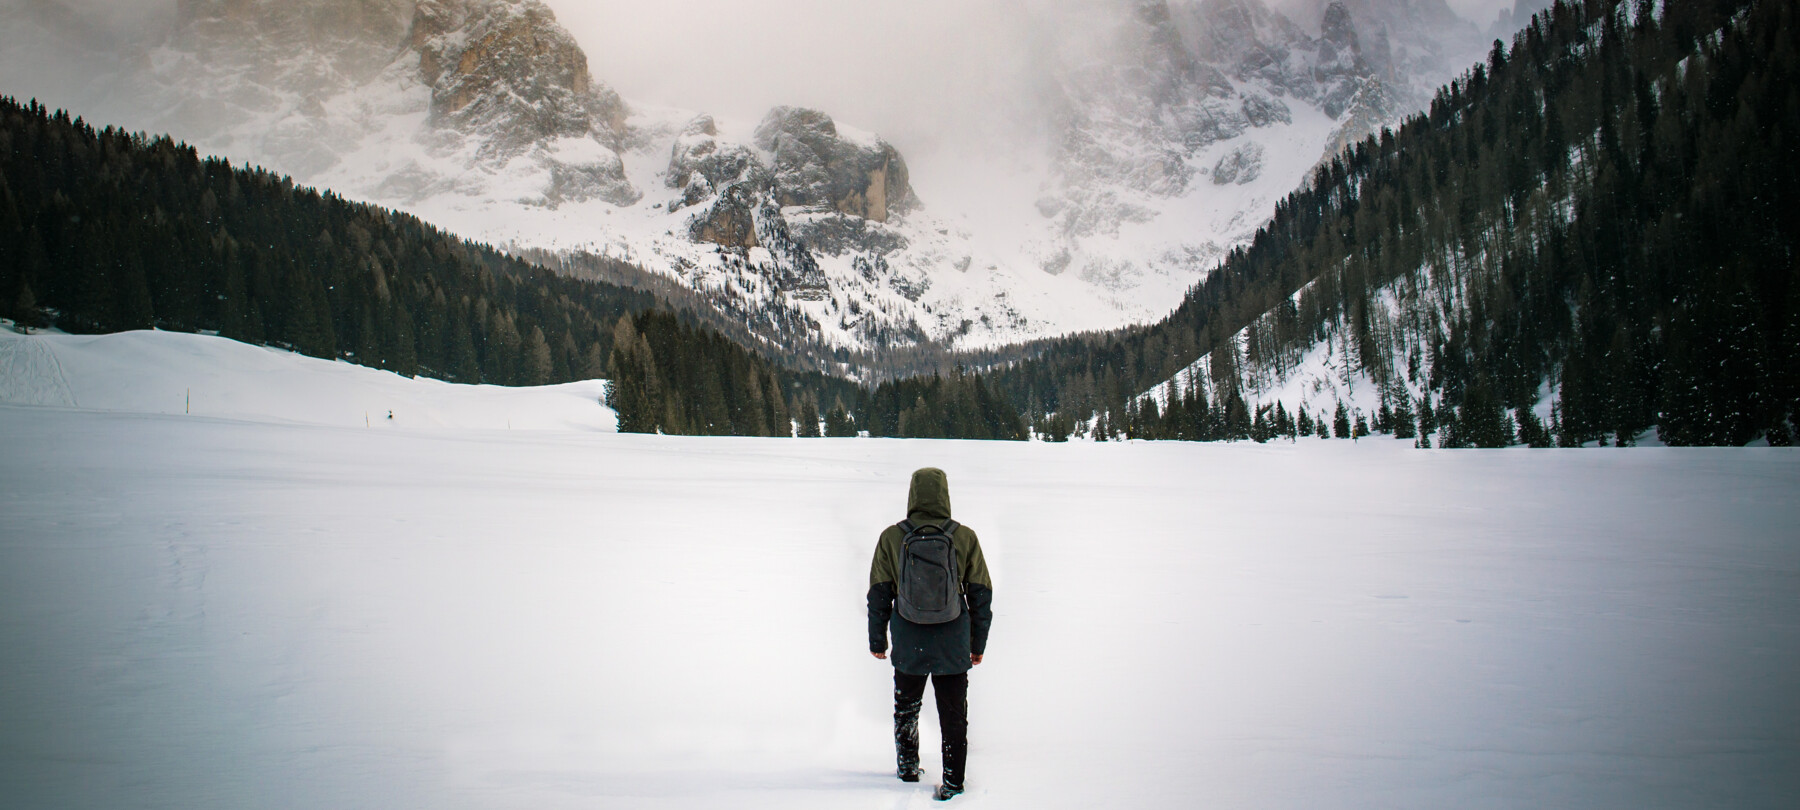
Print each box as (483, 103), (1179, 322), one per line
(867, 467), (993, 800)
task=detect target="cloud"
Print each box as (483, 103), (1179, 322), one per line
(542, 0), (1082, 157)
(544, 0), (1517, 153)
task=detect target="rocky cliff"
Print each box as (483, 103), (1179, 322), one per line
(671, 106), (917, 301)
(108, 0), (639, 206)
(405, 0), (635, 204)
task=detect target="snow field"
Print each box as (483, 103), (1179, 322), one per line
(0, 328), (615, 431)
(2, 328), (1798, 809)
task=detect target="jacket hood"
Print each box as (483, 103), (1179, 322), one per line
(906, 467), (952, 521)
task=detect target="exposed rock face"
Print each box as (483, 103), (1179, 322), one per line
(119, 0), (642, 206)
(407, 0), (637, 204)
(1289, 0), (1482, 87)
(1041, 0), (1266, 238)
(786, 212), (908, 257)
(410, 0), (625, 145)
(753, 197), (830, 299)
(677, 106), (916, 277)
(1038, 0), (1420, 241)
(1185, 0), (1307, 89)
(668, 114), (763, 211)
(1314, 2), (1370, 118)
(1212, 141), (1264, 185)
(688, 184), (759, 249)
(753, 107), (914, 223)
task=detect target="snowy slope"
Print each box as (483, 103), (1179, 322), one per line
(3, 331), (1799, 808)
(0, 326), (615, 431)
(1137, 283), (1424, 432)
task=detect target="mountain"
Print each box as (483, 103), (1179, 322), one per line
(1023, 0), (1443, 315)
(0, 94), (875, 437)
(0, 0), (1489, 362)
(966, 0), (1800, 448)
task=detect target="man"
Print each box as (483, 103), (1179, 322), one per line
(867, 467), (994, 801)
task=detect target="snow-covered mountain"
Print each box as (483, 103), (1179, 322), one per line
(1022, 0), (1430, 323)
(0, 0), (1489, 358)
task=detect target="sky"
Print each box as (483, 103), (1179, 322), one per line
(541, 0), (1522, 156)
(539, 0), (1057, 156)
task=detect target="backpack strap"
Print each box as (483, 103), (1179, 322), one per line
(936, 520), (964, 592)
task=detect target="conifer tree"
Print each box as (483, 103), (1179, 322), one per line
(824, 403), (856, 437)
(1393, 397), (1418, 439)
(798, 397), (822, 438)
(522, 325), (553, 386)
(1516, 407), (1552, 448)
(11, 281), (45, 330)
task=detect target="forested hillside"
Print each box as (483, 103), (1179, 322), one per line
(968, 0), (1798, 447)
(0, 96), (848, 435)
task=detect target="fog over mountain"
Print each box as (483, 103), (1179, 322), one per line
(0, 0), (1525, 357)
(549, 0), (1518, 184)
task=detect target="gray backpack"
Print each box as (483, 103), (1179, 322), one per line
(896, 519), (963, 624)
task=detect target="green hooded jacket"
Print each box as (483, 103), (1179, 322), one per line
(867, 468), (994, 675)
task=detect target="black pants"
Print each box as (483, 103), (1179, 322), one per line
(894, 670), (968, 788)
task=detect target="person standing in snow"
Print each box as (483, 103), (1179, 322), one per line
(868, 467), (994, 801)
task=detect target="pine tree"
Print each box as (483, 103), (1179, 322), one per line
(12, 281), (46, 330)
(824, 403), (856, 437)
(1393, 397), (1417, 439)
(798, 397), (822, 437)
(1333, 401), (1351, 439)
(581, 341), (607, 380)
(607, 315), (662, 433)
(447, 306), (481, 384)
(1516, 407), (1552, 448)
(522, 325), (553, 386)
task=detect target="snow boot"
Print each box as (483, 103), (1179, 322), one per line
(933, 783), (964, 801)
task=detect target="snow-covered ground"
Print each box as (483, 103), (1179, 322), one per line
(0, 328), (613, 431)
(2, 329), (1798, 809)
